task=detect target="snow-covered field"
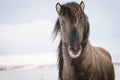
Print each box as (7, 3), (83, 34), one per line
(0, 65), (58, 80)
(0, 54), (119, 80)
(0, 65), (119, 80)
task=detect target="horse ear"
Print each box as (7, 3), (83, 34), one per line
(56, 3), (62, 14)
(80, 1), (85, 12)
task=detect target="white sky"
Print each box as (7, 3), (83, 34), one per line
(0, 0), (120, 60)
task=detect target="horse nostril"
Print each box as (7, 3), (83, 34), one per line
(77, 46), (80, 50)
(74, 46), (80, 51)
(69, 46), (73, 51)
(69, 46), (76, 51)
(69, 46), (80, 51)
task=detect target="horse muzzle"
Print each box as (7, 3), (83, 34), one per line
(68, 45), (82, 58)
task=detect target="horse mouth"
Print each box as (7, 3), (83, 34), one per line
(68, 45), (82, 58)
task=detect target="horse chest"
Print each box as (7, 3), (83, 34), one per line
(62, 51), (77, 80)
(62, 64), (77, 80)
(62, 63), (98, 80)
(62, 55), (108, 80)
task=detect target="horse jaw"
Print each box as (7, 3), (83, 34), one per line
(68, 46), (82, 58)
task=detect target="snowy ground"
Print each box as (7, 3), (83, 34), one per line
(0, 54), (119, 80)
(0, 65), (119, 80)
(0, 65), (57, 80)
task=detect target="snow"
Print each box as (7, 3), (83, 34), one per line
(0, 53), (119, 80)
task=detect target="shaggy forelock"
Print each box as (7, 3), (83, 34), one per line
(61, 2), (81, 24)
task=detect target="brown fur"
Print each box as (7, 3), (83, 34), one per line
(53, 2), (115, 80)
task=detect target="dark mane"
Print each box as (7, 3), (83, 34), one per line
(60, 2), (81, 24)
(57, 40), (63, 80)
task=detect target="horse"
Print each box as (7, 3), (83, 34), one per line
(53, 1), (115, 80)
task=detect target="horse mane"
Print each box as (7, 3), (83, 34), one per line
(57, 40), (63, 80)
(53, 2), (90, 80)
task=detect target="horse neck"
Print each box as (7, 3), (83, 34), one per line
(81, 41), (93, 63)
(81, 40), (93, 58)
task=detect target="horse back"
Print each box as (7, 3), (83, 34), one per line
(94, 47), (112, 60)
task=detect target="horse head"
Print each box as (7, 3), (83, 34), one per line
(54, 1), (89, 58)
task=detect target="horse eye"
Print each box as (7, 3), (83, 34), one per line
(60, 22), (65, 27)
(60, 20), (65, 26)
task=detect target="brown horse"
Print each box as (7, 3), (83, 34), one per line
(53, 1), (115, 80)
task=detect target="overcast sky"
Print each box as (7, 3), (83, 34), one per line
(0, 0), (120, 60)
